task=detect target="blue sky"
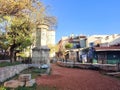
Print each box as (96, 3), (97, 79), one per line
(42, 0), (120, 43)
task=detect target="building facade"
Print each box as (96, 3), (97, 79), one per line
(87, 34), (120, 47)
(57, 34), (87, 62)
(87, 35), (108, 47)
(93, 46), (120, 64)
(85, 34), (120, 64)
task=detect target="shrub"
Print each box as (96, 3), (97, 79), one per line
(0, 61), (21, 67)
(0, 86), (6, 90)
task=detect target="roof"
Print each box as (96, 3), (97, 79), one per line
(94, 46), (120, 51)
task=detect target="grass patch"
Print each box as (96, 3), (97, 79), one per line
(5, 84), (37, 90)
(36, 85), (57, 90)
(5, 84), (58, 90)
(115, 76), (120, 79)
(20, 67), (47, 79)
(0, 62), (21, 67)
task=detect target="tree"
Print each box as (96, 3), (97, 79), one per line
(6, 17), (33, 62)
(48, 44), (59, 57)
(65, 43), (73, 49)
(0, 33), (8, 50)
(0, 33), (9, 59)
(0, 0), (57, 63)
(0, 0), (43, 63)
(0, 0), (44, 16)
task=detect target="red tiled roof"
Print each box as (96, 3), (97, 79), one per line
(95, 46), (120, 51)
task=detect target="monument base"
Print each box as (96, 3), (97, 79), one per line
(32, 46), (50, 65)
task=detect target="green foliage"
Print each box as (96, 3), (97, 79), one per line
(5, 84), (36, 90)
(0, 0), (57, 63)
(5, 84), (57, 90)
(0, 34), (9, 50)
(65, 43), (73, 49)
(0, 16), (33, 53)
(82, 48), (89, 53)
(17, 52), (26, 58)
(6, 17), (33, 45)
(0, 62), (21, 67)
(0, 86), (6, 90)
(36, 85), (57, 90)
(21, 67), (47, 78)
(48, 44), (59, 54)
(20, 67), (40, 79)
(5, 17), (33, 62)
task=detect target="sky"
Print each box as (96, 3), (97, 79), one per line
(42, 0), (120, 43)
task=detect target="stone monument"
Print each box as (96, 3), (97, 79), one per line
(32, 24), (50, 66)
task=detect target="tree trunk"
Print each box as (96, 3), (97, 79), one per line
(9, 41), (21, 63)
(14, 52), (17, 62)
(10, 49), (14, 63)
(3, 50), (5, 60)
(9, 44), (16, 63)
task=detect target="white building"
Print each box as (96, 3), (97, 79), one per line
(47, 30), (55, 45)
(101, 34), (120, 46)
(47, 30), (56, 58)
(87, 34), (120, 47)
(87, 35), (108, 47)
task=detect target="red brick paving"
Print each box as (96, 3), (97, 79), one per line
(36, 64), (120, 90)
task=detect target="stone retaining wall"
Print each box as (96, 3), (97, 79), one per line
(0, 64), (28, 83)
(0, 60), (10, 63)
(57, 61), (118, 71)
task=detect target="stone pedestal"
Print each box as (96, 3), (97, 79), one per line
(32, 46), (50, 65)
(19, 74), (31, 82)
(4, 80), (24, 88)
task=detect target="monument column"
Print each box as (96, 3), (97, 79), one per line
(36, 24), (49, 46)
(32, 24), (50, 65)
